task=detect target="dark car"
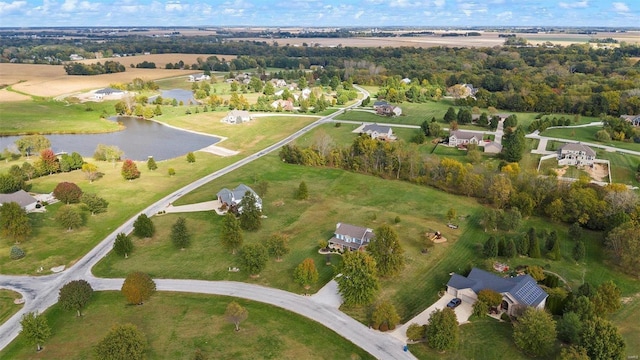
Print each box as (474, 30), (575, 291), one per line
(447, 298), (462, 308)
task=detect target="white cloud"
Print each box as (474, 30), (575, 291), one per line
(354, 10), (364, 19)
(558, 1), (588, 9)
(496, 10), (512, 21)
(612, 2), (629, 12)
(165, 1), (185, 12)
(433, 0), (445, 7)
(0, 0), (26, 15)
(61, 0), (77, 12)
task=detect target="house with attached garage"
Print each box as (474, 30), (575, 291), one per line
(446, 267), (548, 316)
(621, 114), (640, 127)
(448, 130), (484, 147)
(216, 184), (262, 213)
(375, 104), (402, 117)
(188, 73), (211, 82)
(328, 223), (374, 251)
(222, 110), (252, 124)
(360, 123), (396, 141)
(0, 190), (39, 212)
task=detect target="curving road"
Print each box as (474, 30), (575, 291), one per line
(0, 86), (418, 359)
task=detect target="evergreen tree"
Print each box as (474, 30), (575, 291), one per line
(295, 181), (309, 200)
(550, 237), (561, 260)
(238, 243), (268, 276)
(483, 236), (498, 258)
(186, 152), (196, 163)
(221, 212), (243, 254)
(528, 228), (541, 258)
(573, 240), (586, 261)
(239, 191), (261, 231)
(113, 232), (133, 258)
(294, 258), (319, 290)
(516, 234), (530, 256)
(147, 156), (157, 171)
(501, 127), (526, 162)
(133, 213), (155, 238)
(504, 237), (517, 258)
(444, 106), (457, 123)
(171, 217), (191, 249)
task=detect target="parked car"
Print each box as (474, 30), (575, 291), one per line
(447, 298), (462, 308)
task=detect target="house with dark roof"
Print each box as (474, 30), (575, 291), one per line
(448, 130), (484, 147)
(446, 268), (548, 316)
(216, 184), (262, 213)
(93, 87), (125, 100)
(372, 100), (389, 109)
(0, 190), (38, 212)
(557, 143), (596, 166)
(361, 124), (395, 141)
(621, 114), (640, 127)
(328, 223), (374, 251)
(375, 104), (402, 117)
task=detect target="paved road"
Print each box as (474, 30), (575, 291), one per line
(0, 86), (418, 360)
(526, 131), (640, 157)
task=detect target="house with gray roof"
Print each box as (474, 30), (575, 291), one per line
(0, 190), (38, 212)
(557, 143), (596, 167)
(621, 114), (640, 127)
(328, 223), (375, 251)
(361, 123), (395, 141)
(216, 184), (262, 213)
(222, 110), (252, 124)
(448, 130), (484, 147)
(188, 73), (211, 82)
(447, 268), (548, 316)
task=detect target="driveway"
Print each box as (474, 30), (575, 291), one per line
(391, 293), (473, 342)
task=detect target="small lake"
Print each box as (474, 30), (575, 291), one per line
(0, 117), (220, 161)
(148, 89), (198, 105)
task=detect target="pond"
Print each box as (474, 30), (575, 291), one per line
(0, 117), (220, 161)
(148, 89), (198, 105)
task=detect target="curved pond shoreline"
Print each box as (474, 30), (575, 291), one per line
(0, 116), (221, 161)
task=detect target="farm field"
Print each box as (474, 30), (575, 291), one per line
(0, 291), (373, 360)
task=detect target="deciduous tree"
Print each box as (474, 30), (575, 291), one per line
(81, 162), (100, 182)
(293, 258), (319, 290)
(579, 317), (626, 360)
(336, 251), (379, 306)
(186, 152), (196, 163)
(606, 222), (640, 276)
(425, 308), (459, 352)
(94, 323), (147, 360)
(58, 279), (93, 317)
(56, 205), (83, 231)
(53, 182), (83, 204)
(171, 217), (191, 249)
(592, 281), (621, 316)
(113, 232), (133, 258)
(371, 301), (400, 331)
(121, 271), (156, 305)
(239, 243), (268, 276)
(20, 312), (51, 352)
(15, 135), (51, 156)
(513, 308), (556, 357)
(36, 148), (60, 175)
(0, 201), (31, 243)
(225, 301), (248, 331)
(239, 191), (261, 231)
(146, 156), (157, 171)
(121, 159), (140, 180)
(368, 224), (404, 277)
(81, 193), (109, 215)
(266, 233), (289, 261)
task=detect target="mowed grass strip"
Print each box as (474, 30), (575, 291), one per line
(542, 126), (640, 152)
(0, 291), (373, 360)
(0, 289), (23, 326)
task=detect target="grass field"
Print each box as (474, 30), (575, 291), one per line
(541, 126), (640, 152)
(0, 290), (22, 327)
(0, 291), (373, 360)
(0, 99), (121, 135)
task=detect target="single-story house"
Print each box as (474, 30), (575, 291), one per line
(271, 99), (294, 111)
(361, 123), (395, 141)
(93, 87), (125, 100)
(216, 184), (262, 213)
(222, 110), (252, 124)
(557, 143), (596, 167)
(188, 73), (211, 82)
(446, 268), (548, 316)
(484, 141), (503, 154)
(0, 190), (38, 212)
(449, 130), (484, 147)
(621, 114), (640, 127)
(373, 100), (389, 110)
(328, 223), (374, 251)
(376, 104), (402, 117)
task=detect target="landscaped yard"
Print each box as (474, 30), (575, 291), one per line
(541, 126), (640, 152)
(0, 291), (373, 360)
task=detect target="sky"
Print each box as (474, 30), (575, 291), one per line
(0, 0), (639, 28)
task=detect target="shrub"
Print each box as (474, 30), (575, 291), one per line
(10, 245), (25, 260)
(406, 323), (426, 341)
(500, 312), (510, 322)
(394, 216), (401, 224)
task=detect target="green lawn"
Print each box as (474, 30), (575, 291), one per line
(0, 99), (121, 135)
(0, 291), (373, 360)
(541, 126), (640, 152)
(409, 318), (530, 360)
(0, 289), (22, 326)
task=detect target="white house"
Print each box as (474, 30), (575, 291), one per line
(0, 190), (39, 212)
(361, 124), (395, 141)
(222, 110), (252, 124)
(188, 73), (211, 82)
(446, 268), (548, 316)
(216, 184), (262, 213)
(328, 223), (374, 251)
(557, 143), (596, 166)
(448, 130), (484, 147)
